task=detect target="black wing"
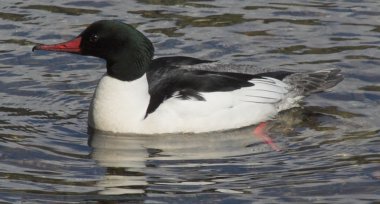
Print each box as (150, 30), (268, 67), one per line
(145, 56), (292, 117)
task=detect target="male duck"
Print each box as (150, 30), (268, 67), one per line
(33, 20), (343, 134)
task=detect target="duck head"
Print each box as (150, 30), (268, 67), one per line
(33, 20), (155, 81)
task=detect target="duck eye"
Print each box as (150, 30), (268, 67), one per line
(89, 34), (99, 43)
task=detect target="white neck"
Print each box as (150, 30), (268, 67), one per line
(88, 74), (150, 133)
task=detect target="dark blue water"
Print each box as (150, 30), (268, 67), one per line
(1, 0), (380, 203)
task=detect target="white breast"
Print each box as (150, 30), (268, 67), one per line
(88, 74), (151, 133)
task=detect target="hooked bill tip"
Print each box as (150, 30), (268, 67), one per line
(32, 45), (39, 52)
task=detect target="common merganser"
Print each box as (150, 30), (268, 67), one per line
(33, 20), (343, 134)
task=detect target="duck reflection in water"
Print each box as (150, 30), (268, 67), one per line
(88, 124), (282, 195)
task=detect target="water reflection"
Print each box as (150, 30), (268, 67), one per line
(88, 126), (272, 195)
(21, 5), (100, 16)
(0, 12), (28, 21)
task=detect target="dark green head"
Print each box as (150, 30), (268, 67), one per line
(33, 20), (155, 81)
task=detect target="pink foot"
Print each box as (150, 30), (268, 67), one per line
(253, 122), (282, 152)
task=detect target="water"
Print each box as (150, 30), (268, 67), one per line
(1, 0), (380, 203)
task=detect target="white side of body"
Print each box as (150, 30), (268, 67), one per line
(88, 74), (301, 134)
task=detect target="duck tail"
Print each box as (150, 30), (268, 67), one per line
(284, 68), (343, 96)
